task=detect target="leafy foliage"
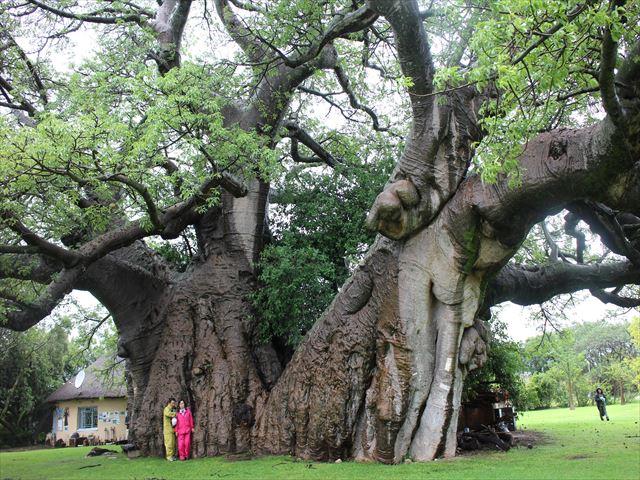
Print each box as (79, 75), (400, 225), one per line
(254, 139), (394, 346)
(0, 324), (69, 446)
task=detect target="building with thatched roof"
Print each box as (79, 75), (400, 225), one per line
(47, 356), (128, 445)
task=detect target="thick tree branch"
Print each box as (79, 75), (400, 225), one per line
(279, 6), (378, 68)
(563, 212), (586, 264)
(599, 0), (627, 129)
(2, 33), (48, 106)
(467, 115), (637, 248)
(0, 211), (82, 266)
(368, 0), (435, 102)
(2, 266), (85, 331)
(484, 260), (640, 308)
(589, 287), (640, 307)
(0, 254), (61, 284)
(540, 221), (560, 262)
(0, 101), (31, 112)
(0, 246), (41, 255)
(615, 38), (640, 117)
(213, 0), (270, 63)
(151, 0), (193, 73)
(0, 75), (37, 116)
(567, 201), (640, 267)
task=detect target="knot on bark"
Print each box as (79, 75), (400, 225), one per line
(232, 404), (254, 428)
(548, 138), (568, 160)
(366, 179), (420, 240)
(459, 323), (488, 372)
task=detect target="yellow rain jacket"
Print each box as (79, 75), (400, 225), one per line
(163, 404), (176, 459)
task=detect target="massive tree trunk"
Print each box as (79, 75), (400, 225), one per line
(113, 182), (285, 457)
(254, 226), (491, 462)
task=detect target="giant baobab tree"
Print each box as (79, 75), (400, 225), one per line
(1, 0), (638, 463)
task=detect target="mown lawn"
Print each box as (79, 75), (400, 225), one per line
(1, 402), (638, 480)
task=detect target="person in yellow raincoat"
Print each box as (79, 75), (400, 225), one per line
(163, 398), (177, 461)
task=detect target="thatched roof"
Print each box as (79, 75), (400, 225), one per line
(46, 356), (126, 402)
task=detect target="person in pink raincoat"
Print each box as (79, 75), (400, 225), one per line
(174, 400), (194, 460)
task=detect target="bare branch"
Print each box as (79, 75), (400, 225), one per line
(567, 201), (640, 267)
(283, 121), (340, 169)
(333, 64), (388, 131)
(25, 0), (147, 25)
(563, 212), (586, 263)
(540, 221), (559, 262)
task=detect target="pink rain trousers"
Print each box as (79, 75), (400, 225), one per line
(174, 408), (194, 460)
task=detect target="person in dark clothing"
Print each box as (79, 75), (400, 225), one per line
(594, 388), (610, 421)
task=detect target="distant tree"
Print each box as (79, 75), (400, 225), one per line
(546, 331), (589, 410)
(601, 360), (634, 404)
(521, 372), (559, 410)
(521, 321), (638, 409)
(626, 317), (640, 390)
(522, 336), (557, 375)
(0, 324), (69, 446)
(573, 321), (637, 372)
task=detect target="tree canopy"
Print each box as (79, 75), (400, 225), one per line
(0, 0), (638, 330)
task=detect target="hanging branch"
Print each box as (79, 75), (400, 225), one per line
(333, 64), (388, 132)
(283, 121), (341, 169)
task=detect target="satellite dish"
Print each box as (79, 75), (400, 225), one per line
(74, 370), (85, 389)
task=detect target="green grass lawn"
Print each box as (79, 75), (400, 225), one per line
(1, 402), (639, 480)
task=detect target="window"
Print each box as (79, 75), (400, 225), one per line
(78, 407), (98, 429)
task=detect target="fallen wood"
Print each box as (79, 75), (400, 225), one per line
(457, 425), (512, 452)
(86, 447), (118, 457)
